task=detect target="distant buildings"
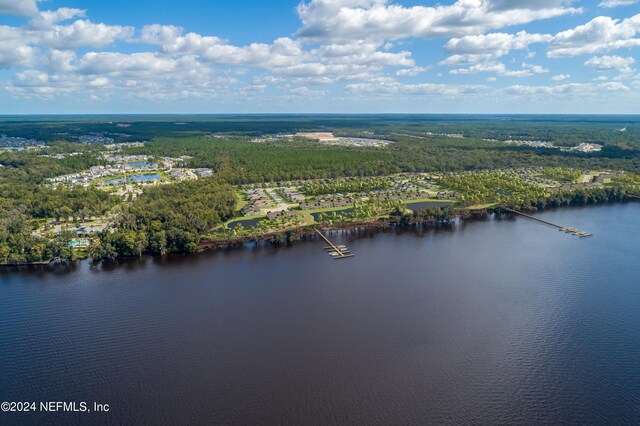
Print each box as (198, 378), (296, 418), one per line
(425, 132), (465, 138)
(78, 135), (114, 144)
(569, 143), (603, 153)
(0, 134), (46, 149)
(104, 142), (145, 150)
(47, 152), (212, 189)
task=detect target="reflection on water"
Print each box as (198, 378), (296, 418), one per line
(1, 203), (640, 425)
(104, 173), (161, 185)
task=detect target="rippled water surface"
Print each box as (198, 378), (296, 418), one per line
(1, 203), (640, 425)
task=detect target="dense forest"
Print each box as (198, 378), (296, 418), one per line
(120, 135), (640, 184)
(0, 147), (116, 264)
(88, 178), (236, 260)
(1, 115), (639, 264)
(2, 114), (639, 148)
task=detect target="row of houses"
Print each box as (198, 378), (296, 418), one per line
(266, 210), (300, 220)
(437, 191), (458, 199)
(242, 189), (277, 216)
(300, 199), (354, 210)
(48, 163), (157, 186)
(279, 187), (305, 202)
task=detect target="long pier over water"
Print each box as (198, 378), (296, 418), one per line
(314, 228), (354, 259)
(502, 208), (592, 238)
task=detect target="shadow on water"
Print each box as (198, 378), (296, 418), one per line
(2, 202), (632, 277)
(0, 218), (482, 278)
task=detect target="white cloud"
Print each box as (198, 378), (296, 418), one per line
(445, 32), (552, 58)
(296, 0), (580, 42)
(601, 81), (630, 90)
(599, 0), (640, 8)
(0, 8), (134, 70)
(448, 61), (548, 77)
(140, 24), (415, 80)
(35, 20), (135, 50)
(441, 33), (551, 78)
(29, 7), (86, 29)
(502, 81), (630, 97)
(488, 0), (576, 10)
(548, 14), (640, 57)
(395, 66), (429, 76)
(585, 55), (635, 70)
(0, 0), (38, 16)
(441, 31), (552, 67)
(6, 52), (238, 101)
(345, 80), (487, 97)
(0, 26), (39, 69)
(2, 0), (639, 110)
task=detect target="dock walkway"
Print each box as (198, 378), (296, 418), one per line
(313, 228), (354, 259)
(502, 208), (592, 238)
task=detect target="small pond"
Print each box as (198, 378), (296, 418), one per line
(105, 174), (161, 185)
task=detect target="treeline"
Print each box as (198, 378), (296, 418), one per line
(411, 207), (457, 223)
(500, 186), (632, 212)
(0, 151), (117, 264)
(2, 115), (638, 148)
(437, 172), (546, 206)
(126, 137), (397, 182)
(89, 178), (236, 260)
(0, 217), (75, 264)
(302, 178), (392, 195)
(122, 136), (640, 185)
(540, 168), (582, 183)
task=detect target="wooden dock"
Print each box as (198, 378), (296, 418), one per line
(502, 208), (592, 238)
(314, 228), (354, 259)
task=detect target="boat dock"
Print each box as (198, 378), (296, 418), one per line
(313, 228), (354, 259)
(502, 207), (592, 238)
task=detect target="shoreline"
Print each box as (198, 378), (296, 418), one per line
(197, 197), (640, 253)
(3, 198), (637, 271)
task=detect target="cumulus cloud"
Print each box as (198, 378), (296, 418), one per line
(488, 0), (576, 10)
(448, 61), (548, 77)
(0, 7), (134, 70)
(0, 0), (38, 16)
(139, 24), (415, 80)
(502, 81), (630, 97)
(548, 14), (640, 57)
(35, 20), (135, 50)
(585, 55), (635, 71)
(6, 52), (238, 101)
(2, 0), (639, 109)
(29, 7), (86, 29)
(296, 0), (580, 42)
(445, 32), (552, 57)
(345, 80), (487, 97)
(0, 26), (39, 69)
(442, 31), (552, 68)
(599, 0), (640, 8)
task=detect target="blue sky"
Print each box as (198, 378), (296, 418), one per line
(1, 0), (639, 114)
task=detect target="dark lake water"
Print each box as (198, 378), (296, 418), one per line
(2, 203), (640, 425)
